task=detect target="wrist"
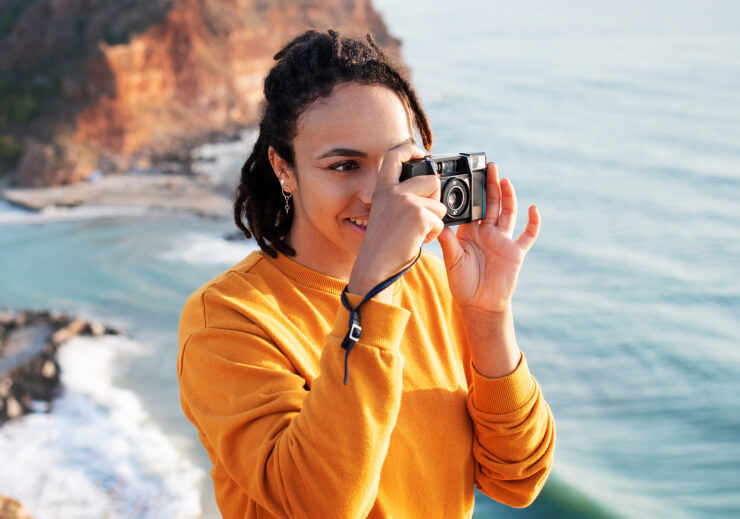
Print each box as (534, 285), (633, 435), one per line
(349, 251), (419, 303)
(463, 305), (521, 378)
(347, 277), (393, 303)
(462, 303), (512, 319)
(349, 256), (385, 292)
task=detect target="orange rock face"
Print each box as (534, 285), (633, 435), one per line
(0, 494), (34, 519)
(4, 0), (399, 186)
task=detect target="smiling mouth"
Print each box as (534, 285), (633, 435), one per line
(347, 217), (368, 229)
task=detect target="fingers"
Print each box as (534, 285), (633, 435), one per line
(437, 226), (464, 268)
(514, 205), (541, 253)
(395, 173), (441, 201)
(423, 209), (446, 243)
(396, 196), (445, 244)
(378, 144), (426, 186)
(485, 162), (518, 237)
(418, 196), (447, 221)
(484, 162), (501, 225)
(497, 177), (518, 237)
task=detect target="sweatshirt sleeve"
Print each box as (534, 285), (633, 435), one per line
(178, 292), (410, 519)
(466, 352), (556, 507)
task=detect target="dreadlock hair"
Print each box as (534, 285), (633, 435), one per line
(233, 29), (433, 258)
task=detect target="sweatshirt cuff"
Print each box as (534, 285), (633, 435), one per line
(330, 292), (410, 352)
(470, 352), (536, 414)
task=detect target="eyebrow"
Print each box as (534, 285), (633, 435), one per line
(315, 137), (415, 159)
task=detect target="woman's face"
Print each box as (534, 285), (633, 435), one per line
(273, 82), (415, 278)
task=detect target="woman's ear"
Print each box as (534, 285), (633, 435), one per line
(268, 146), (297, 192)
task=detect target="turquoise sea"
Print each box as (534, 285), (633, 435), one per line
(1, 0), (739, 517)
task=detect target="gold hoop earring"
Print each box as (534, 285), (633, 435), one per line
(282, 187), (292, 214)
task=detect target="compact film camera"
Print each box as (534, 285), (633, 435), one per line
(400, 152), (487, 225)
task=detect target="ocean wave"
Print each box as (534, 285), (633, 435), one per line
(159, 231), (257, 265)
(190, 128), (258, 189)
(0, 335), (204, 518)
(0, 202), (151, 225)
(551, 460), (689, 519)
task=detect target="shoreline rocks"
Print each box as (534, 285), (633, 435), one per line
(0, 172), (233, 219)
(0, 309), (124, 425)
(1, 0), (400, 187)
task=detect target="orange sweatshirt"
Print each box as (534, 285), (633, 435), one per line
(178, 250), (555, 519)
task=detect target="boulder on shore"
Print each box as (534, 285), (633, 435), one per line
(0, 308), (124, 425)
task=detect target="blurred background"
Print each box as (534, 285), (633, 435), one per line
(1, 0), (739, 517)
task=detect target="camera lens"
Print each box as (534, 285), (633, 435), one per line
(441, 179), (468, 217)
(448, 190), (461, 207)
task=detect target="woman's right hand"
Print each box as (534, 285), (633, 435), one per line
(348, 145), (447, 301)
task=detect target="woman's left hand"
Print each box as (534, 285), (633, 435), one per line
(437, 162), (540, 315)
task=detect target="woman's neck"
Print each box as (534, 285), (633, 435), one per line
(287, 231), (356, 283)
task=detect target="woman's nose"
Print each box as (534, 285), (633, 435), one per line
(358, 170), (378, 205)
(358, 188), (373, 205)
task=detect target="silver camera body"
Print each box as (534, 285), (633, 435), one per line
(400, 152), (487, 225)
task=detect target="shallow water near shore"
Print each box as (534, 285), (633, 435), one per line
(0, 335), (202, 518)
(2, 0), (740, 517)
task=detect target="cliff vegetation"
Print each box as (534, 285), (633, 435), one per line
(0, 0), (399, 187)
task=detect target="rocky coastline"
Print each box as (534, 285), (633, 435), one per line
(0, 0), (399, 187)
(0, 127), (257, 219)
(1, 171), (233, 220)
(0, 2), (402, 515)
(0, 308), (124, 425)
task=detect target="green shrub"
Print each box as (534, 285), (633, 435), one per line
(0, 13), (14, 38)
(0, 0), (37, 39)
(103, 29), (129, 46)
(0, 134), (22, 165)
(9, 94), (39, 123)
(0, 76), (45, 127)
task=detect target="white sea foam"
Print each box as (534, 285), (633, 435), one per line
(159, 231), (256, 265)
(0, 198), (28, 212)
(191, 128), (258, 189)
(554, 459), (691, 519)
(0, 203), (150, 225)
(0, 335), (204, 518)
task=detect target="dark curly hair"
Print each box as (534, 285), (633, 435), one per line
(233, 29), (433, 258)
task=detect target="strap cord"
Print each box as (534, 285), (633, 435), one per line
(339, 249), (422, 385)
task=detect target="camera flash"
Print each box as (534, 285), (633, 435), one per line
(469, 153), (486, 171)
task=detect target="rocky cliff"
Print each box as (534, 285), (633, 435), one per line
(0, 0), (399, 187)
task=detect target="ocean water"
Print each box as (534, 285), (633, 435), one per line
(2, 0), (740, 517)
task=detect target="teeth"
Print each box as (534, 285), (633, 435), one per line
(349, 218), (368, 228)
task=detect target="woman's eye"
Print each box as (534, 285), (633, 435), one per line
(330, 161), (359, 172)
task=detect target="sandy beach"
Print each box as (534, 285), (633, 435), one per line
(0, 174), (233, 220)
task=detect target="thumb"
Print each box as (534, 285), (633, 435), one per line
(438, 227), (464, 271)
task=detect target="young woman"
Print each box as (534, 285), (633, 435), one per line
(178, 29), (555, 519)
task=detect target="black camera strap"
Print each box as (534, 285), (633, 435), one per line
(339, 248), (423, 385)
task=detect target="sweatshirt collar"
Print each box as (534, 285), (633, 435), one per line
(269, 252), (403, 297)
